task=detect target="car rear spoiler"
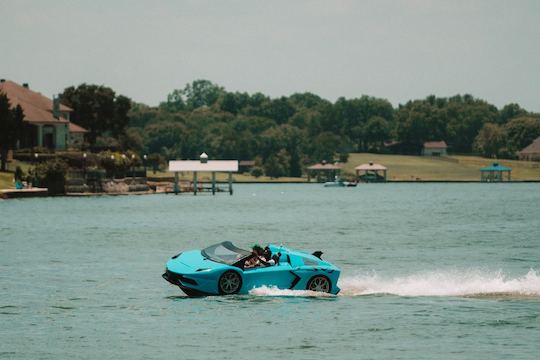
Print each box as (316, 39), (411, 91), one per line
(312, 251), (323, 259)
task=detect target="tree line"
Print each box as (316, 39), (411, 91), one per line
(125, 80), (540, 176)
(2, 80), (540, 178)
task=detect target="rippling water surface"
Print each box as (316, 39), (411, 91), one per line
(1, 184), (539, 359)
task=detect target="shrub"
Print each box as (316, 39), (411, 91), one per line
(338, 152), (349, 163)
(33, 158), (68, 194)
(250, 166), (264, 178)
(99, 151), (133, 178)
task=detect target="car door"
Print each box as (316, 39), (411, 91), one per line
(241, 261), (296, 291)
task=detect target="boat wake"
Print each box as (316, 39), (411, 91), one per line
(249, 269), (540, 298)
(249, 286), (335, 298)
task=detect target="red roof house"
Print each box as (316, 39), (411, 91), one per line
(0, 79), (87, 150)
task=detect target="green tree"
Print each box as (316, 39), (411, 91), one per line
(119, 127), (145, 152)
(445, 95), (498, 152)
(395, 101), (434, 145)
(264, 149), (290, 178)
(262, 97), (296, 124)
(218, 92), (250, 115)
(164, 80), (224, 112)
(331, 96), (393, 137)
(310, 132), (341, 163)
(499, 103), (527, 124)
(350, 125), (364, 152)
(60, 84), (132, 144)
(288, 92), (329, 110)
(504, 116), (540, 154)
(160, 89), (186, 112)
(32, 158), (68, 194)
(0, 92), (24, 171)
(250, 166), (264, 178)
(113, 95), (132, 137)
(363, 116), (391, 151)
(395, 94), (498, 153)
(144, 121), (188, 158)
(473, 123), (507, 158)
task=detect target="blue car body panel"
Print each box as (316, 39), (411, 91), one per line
(163, 242), (341, 296)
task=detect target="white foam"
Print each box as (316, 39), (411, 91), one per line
(338, 269), (540, 297)
(248, 269), (540, 298)
(249, 286), (335, 297)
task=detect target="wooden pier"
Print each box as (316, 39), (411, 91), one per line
(168, 153), (239, 195)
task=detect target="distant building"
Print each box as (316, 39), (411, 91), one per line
(0, 79), (88, 150)
(355, 162), (387, 182)
(519, 136), (540, 161)
(238, 160), (256, 173)
(307, 162), (341, 182)
(422, 141), (448, 156)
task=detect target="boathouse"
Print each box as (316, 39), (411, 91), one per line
(168, 153), (238, 195)
(480, 163), (512, 182)
(355, 162), (388, 182)
(307, 162), (341, 183)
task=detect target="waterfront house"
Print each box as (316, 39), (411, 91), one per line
(518, 136), (540, 161)
(422, 141), (448, 156)
(480, 163), (512, 182)
(0, 79), (87, 150)
(68, 122), (88, 148)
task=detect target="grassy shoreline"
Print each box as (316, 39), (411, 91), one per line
(341, 154), (540, 181)
(2, 154), (540, 190)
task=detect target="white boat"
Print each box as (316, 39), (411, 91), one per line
(323, 177), (357, 187)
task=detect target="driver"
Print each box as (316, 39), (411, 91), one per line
(263, 246), (281, 266)
(245, 245), (273, 268)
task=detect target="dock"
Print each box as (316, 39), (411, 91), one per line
(0, 188), (49, 199)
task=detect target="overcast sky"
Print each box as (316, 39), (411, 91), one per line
(2, 0), (539, 111)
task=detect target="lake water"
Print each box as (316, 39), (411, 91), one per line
(1, 184), (539, 359)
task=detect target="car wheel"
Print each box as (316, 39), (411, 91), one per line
(218, 270), (242, 295)
(306, 275), (331, 293)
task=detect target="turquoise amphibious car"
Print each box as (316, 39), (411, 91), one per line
(162, 241), (341, 296)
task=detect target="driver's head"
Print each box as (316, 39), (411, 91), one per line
(252, 244), (264, 255)
(262, 246), (272, 260)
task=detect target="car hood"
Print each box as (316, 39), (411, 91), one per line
(166, 249), (227, 274)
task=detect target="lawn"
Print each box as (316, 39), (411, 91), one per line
(0, 160), (33, 189)
(0, 171), (13, 189)
(150, 154), (540, 182)
(342, 153), (540, 181)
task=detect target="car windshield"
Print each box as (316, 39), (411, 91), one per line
(201, 241), (252, 265)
